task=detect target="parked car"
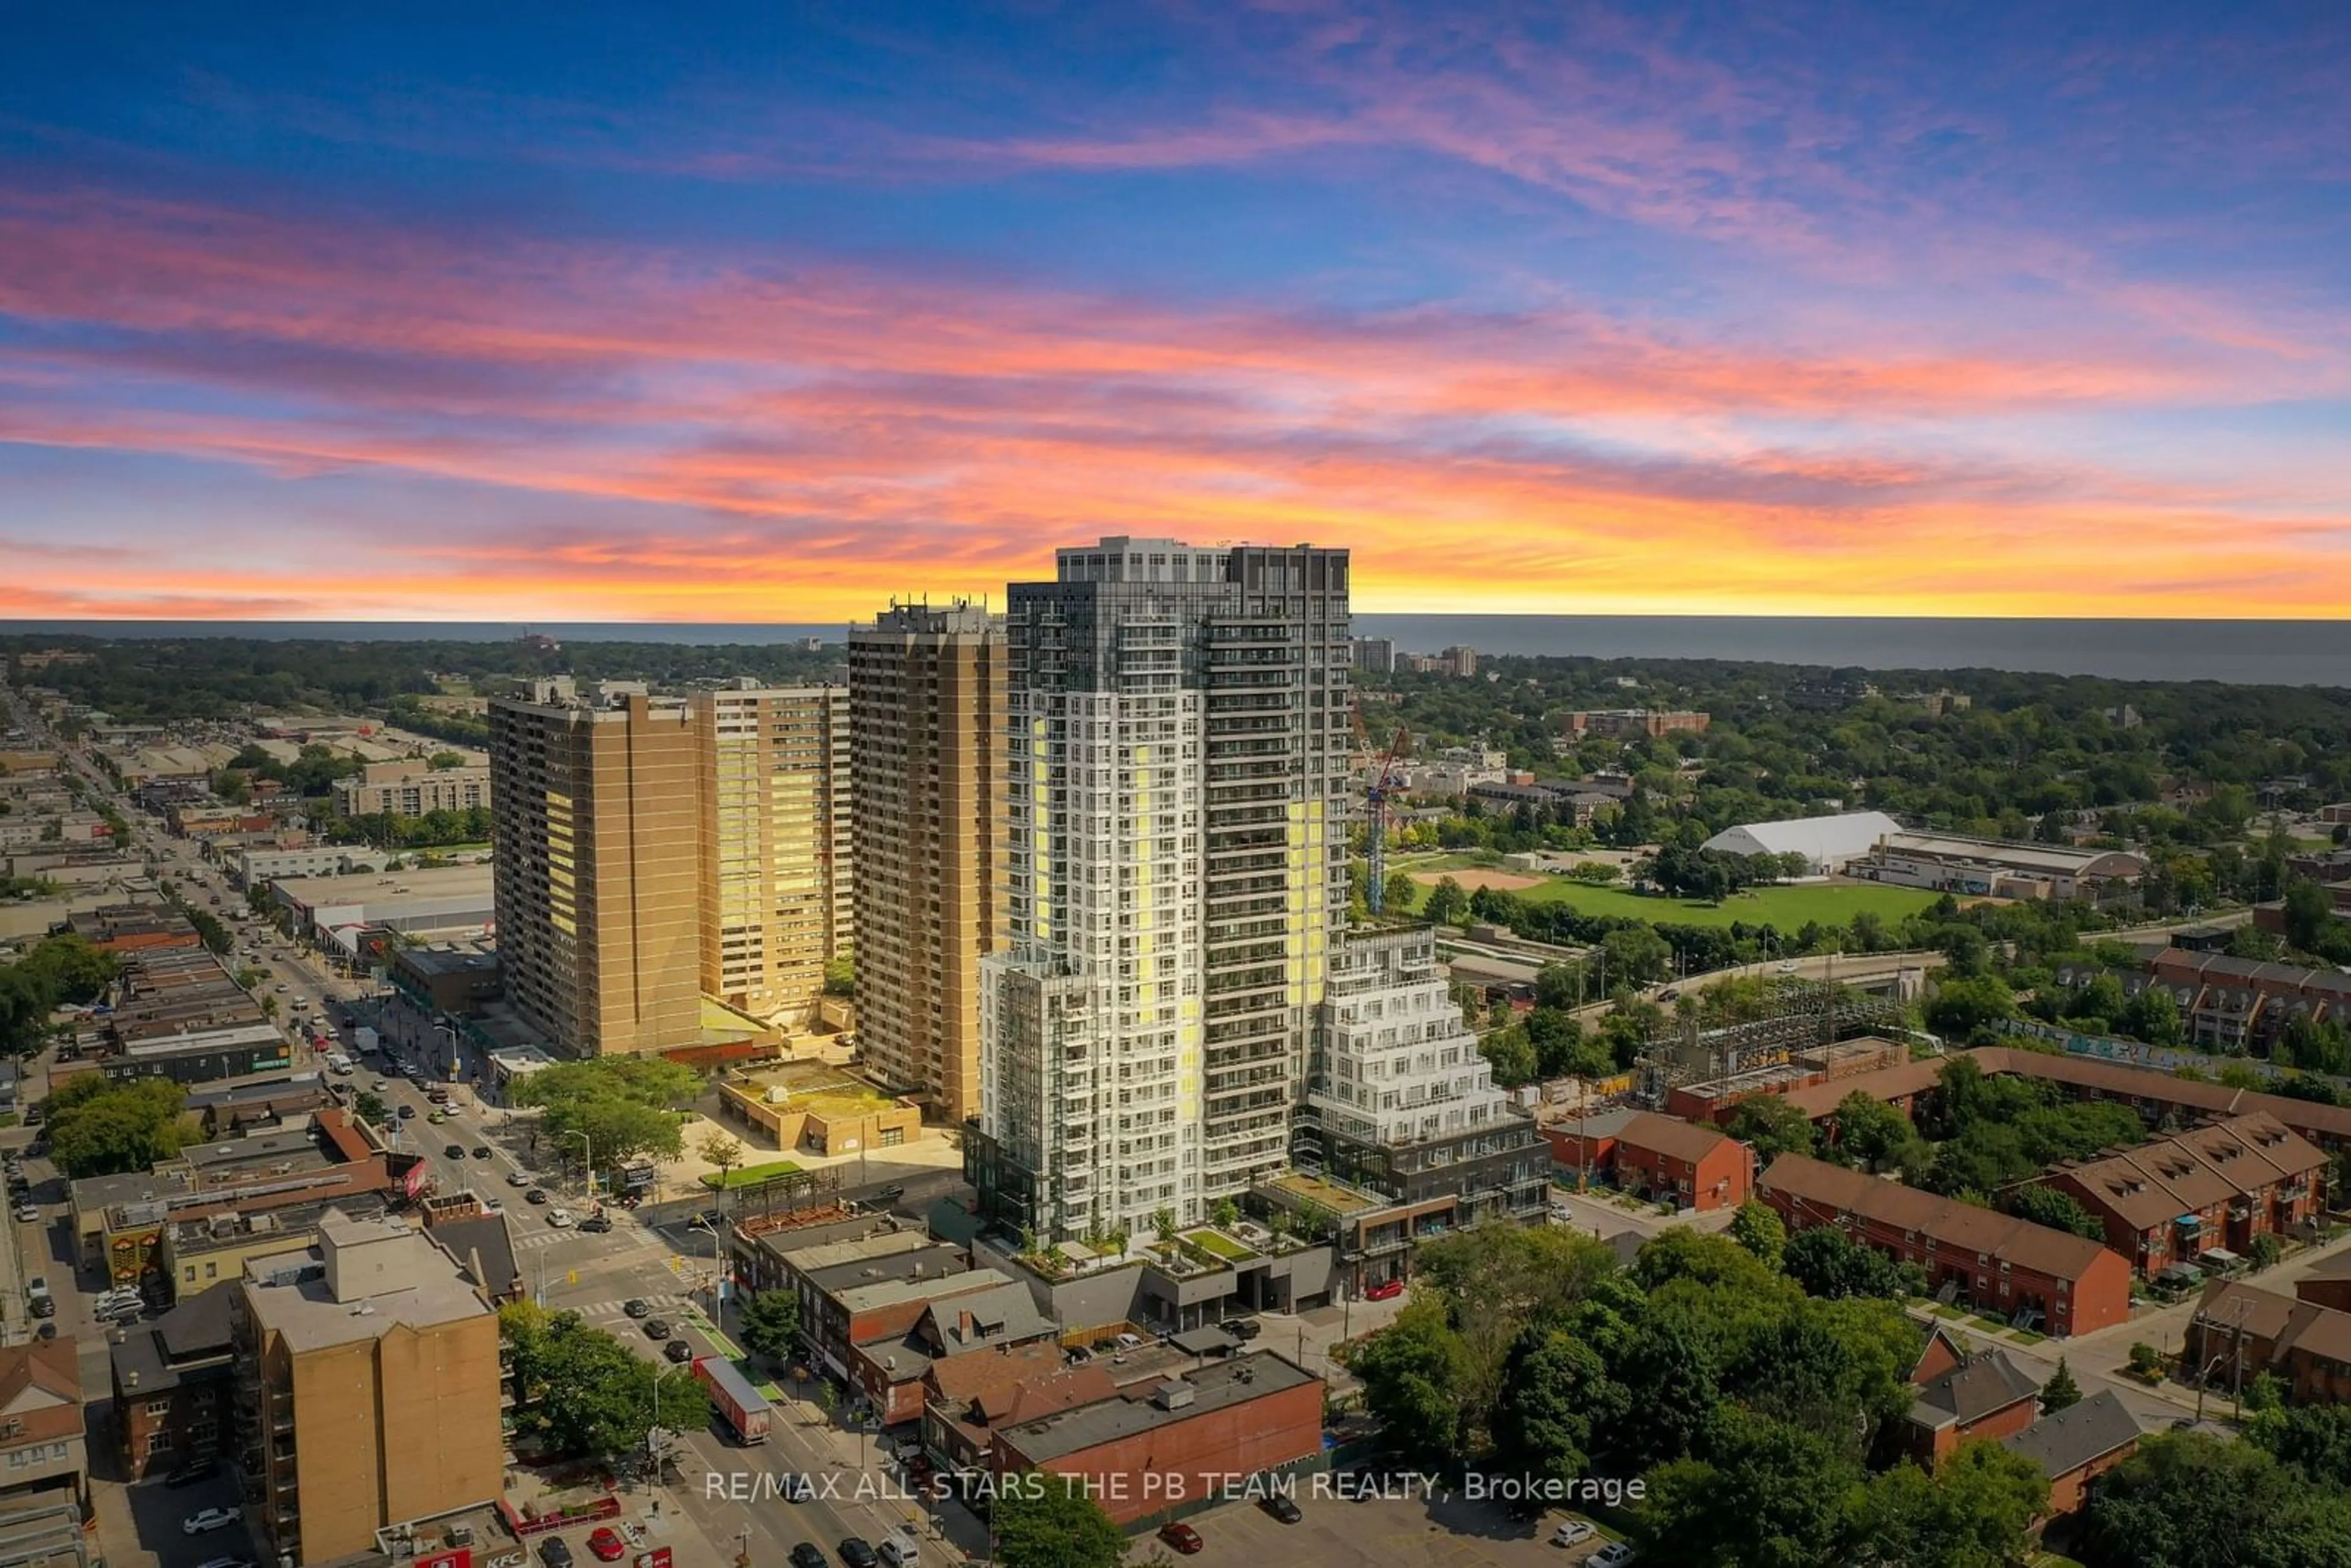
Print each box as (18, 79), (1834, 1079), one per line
(879, 1534), (919, 1568)
(182, 1506), (239, 1535)
(1114, 1332), (1143, 1351)
(664, 1338), (695, 1364)
(838, 1539), (879, 1568)
(790, 1546), (829, 1568)
(1260, 1495), (1302, 1525)
(1590, 1545), (1638, 1568)
(586, 1527), (628, 1562)
(644, 1319), (673, 1339)
(12, 1202), (36, 1223)
(539, 1540), (575, 1568)
(1551, 1521), (1595, 1548)
(624, 1299), (653, 1318)
(1158, 1523), (1204, 1555)
(1365, 1278), (1406, 1302)
(1220, 1317), (1262, 1339)
(193, 1557), (255, 1568)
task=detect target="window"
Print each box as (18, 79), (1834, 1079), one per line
(146, 1431), (174, 1456)
(145, 1398), (171, 1418)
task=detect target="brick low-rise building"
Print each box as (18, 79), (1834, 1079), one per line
(2042, 1113), (2327, 1278)
(1543, 1109), (1754, 1211)
(2190, 1280), (2351, 1405)
(989, 1351), (1324, 1529)
(111, 1285), (235, 1480)
(2000, 1390), (2140, 1521)
(1900, 1332), (2041, 1469)
(1761, 1154), (2132, 1338)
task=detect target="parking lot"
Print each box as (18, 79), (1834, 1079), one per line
(1164, 1484), (1625, 1568)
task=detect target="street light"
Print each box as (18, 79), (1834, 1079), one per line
(691, 1215), (726, 1312)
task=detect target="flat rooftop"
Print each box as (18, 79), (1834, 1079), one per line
(243, 1213), (489, 1352)
(997, 1350), (1318, 1464)
(268, 865), (493, 905)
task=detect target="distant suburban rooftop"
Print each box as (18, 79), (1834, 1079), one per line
(1701, 810), (1902, 860)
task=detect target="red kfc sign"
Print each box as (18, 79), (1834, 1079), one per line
(416, 1551), (473, 1568)
(634, 1550), (674, 1568)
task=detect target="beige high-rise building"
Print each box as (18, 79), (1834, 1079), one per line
(489, 678), (703, 1057)
(233, 1212), (504, 1566)
(693, 680), (852, 1024)
(849, 604), (1004, 1125)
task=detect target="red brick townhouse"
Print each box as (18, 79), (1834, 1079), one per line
(1772, 1047), (2351, 1155)
(2189, 1280), (2351, 1406)
(1543, 1109), (1755, 1212)
(2042, 1113), (2327, 1279)
(1760, 1153), (2133, 1337)
(1899, 1327), (2042, 1469)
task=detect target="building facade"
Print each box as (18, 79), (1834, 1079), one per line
(693, 680), (852, 1026)
(976, 539), (1351, 1241)
(1761, 1153), (2134, 1338)
(332, 762), (492, 819)
(850, 604), (1005, 1122)
(1295, 925), (1548, 1241)
(233, 1214), (504, 1566)
(489, 679), (703, 1057)
(2042, 1113), (2327, 1278)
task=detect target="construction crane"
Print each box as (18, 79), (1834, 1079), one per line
(1352, 713), (1412, 913)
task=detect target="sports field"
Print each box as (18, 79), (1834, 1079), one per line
(1402, 872), (1938, 929)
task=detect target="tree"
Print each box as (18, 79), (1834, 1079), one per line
(737, 1287), (803, 1364)
(1723, 1096), (1817, 1162)
(823, 955), (855, 996)
(1492, 1328), (1627, 1485)
(1421, 876), (1468, 927)
(1151, 1207), (1178, 1244)
(1638, 1408), (1859, 1568)
(501, 1302), (710, 1461)
(1849, 1439), (2049, 1568)
(2078, 1430), (2351, 1568)
(45, 1078), (191, 1178)
(427, 751), (466, 769)
(1601, 925), (1674, 988)
(2248, 1231), (2283, 1271)
(1350, 1300), (1469, 1468)
(1782, 1226), (1919, 1302)
(2041, 1357), (2082, 1414)
(1382, 868), (1420, 914)
(1728, 1200), (1786, 1269)
(697, 1130), (744, 1188)
(992, 1471), (1127, 1568)
(2284, 877), (2338, 956)
(1828, 1091), (1916, 1172)
(2008, 1184), (2106, 1242)
(352, 1091), (389, 1126)
(514, 1057), (700, 1178)
(1920, 975), (2018, 1045)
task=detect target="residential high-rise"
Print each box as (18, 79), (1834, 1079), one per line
(694, 680), (851, 1025)
(1300, 925), (1547, 1226)
(972, 538), (1350, 1241)
(233, 1212), (504, 1566)
(489, 678), (702, 1057)
(849, 604), (1004, 1125)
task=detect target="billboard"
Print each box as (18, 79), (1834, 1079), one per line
(402, 1160), (432, 1199)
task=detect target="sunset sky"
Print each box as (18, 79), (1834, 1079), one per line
(2, 2), (2347, 623)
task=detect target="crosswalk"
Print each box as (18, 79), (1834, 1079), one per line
(565, 1296), (688, 1319)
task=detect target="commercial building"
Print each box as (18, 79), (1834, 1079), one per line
(162, 1193), (392, 1301)
(64, 902), (201, 955)
(1698, 811), (1902, 874)
(0, 1339), (88, 1539)
(268, 865), (494, 947)
(1543, 1108), (1754, 1212)
(694, 680), (852, 1025)
(385, 943), (505, 1017)
(111, 1285), (236, 1481)
(1848, 831), (2147, 902)
(236, 843), (391, 885)
(1298, 926), (1548, 1245)
(1559, 710), (1711, 741)
(69, 1109), (393, 1292)
(923, 1341), (1114, 1474)
(849, 602), (1005, 1123)
(186, 1071), (337, 1138)
(2042, 1114), (2327, 1278)
(490, 678), (703, 1057)
(1760, 1153), (2133, 1337)
(975, 538), (1351, 1242)
(988, 1349), (1324, 1529)
(331, 761), (492, 819)
(2189, 1280), (2351, 1405)
(233, 1212), (505, 1566)
(846, 1278), (1060, 1425)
